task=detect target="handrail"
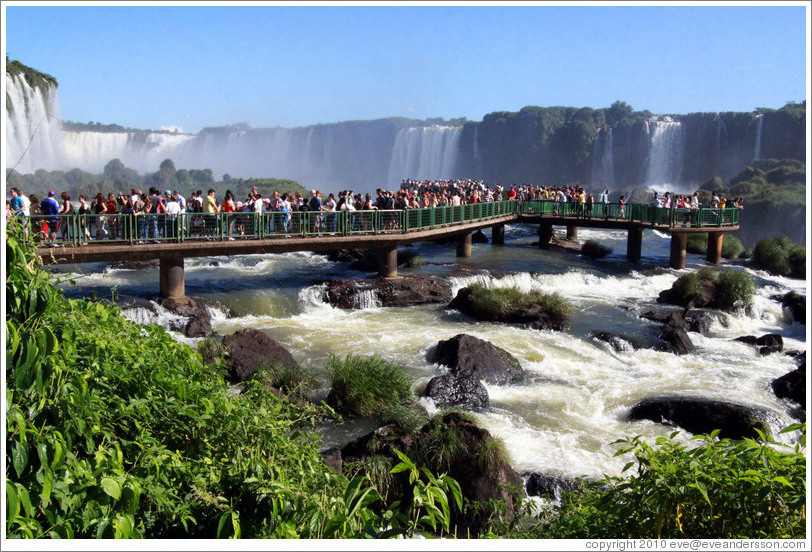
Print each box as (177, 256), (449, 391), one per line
(21, 198), (739, 249)
(520, 200), (739, 229)
(23, 200), (520, 247)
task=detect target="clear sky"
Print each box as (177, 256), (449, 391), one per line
(3, 1), (809, 134)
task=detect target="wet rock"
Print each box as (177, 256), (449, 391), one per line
(772, 358), (806, 410)
(685, 311), (714, 335)
(658, 278), (717, 309)
(590, 331), (641, 352)
(222, 328), (299, 383)
(658, 313), (695, 355)
(735, 333), (784, 356)
(322, 275), (452, 309)
(524, 473), (584, 499)
(777, 291), (805, 324)
(424, 372), (489, 410)
(428, 333), (524, 385)
(627, 396), (773, 439)
(108, 259), (160, 270)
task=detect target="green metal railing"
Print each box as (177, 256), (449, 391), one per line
(26, 200), (520, 247)
(520, 200), (739, 228)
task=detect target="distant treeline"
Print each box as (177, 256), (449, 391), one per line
(6, 157), (308, 202)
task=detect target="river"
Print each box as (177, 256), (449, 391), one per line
(49, 223), (807, 482)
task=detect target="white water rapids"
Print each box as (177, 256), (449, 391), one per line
(50, 224), (808, 481)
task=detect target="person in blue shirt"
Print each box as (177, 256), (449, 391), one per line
(40, 190), (61, 245)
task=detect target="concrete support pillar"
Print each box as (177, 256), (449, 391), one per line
(538, 223), (553, 248)
(159, 256), (185, 300)
(456, 233), (472, 257)
(706, 231), (724, 265)
(492, 223), (505, 246)
(669, 232), (688, 269)
(626, 226), (643, 262)
(378, 245), (398, 278)
(566, 225), (578, 240)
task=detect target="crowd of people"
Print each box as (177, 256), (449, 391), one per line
(7, 181), (744, 246)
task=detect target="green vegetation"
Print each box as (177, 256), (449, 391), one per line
(250, 361), (317, 402)
(686, 233), (745, 260)
(581, 239), (612, 259)
(4, 222), (460, 539)
(326, 354), (414, 418)
(465, 283), (572, 327)
(523, 427), (806, 539)
(714, 270), (757, 311)
(6, 57), (58, 90)
(752, 236), (806, 279)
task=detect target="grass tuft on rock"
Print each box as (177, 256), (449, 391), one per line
(327, 354), (414, 418)
(581, 239), (612, 259)
(466, 283), (571, 322)
(251, 361), (317, 401)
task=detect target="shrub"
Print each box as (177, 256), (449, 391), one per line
(721, 234), (745, 260)
(672, 272), (702, 301)
(753, 236), (806, 279)
(686, 233), (708, 254)
(381, 403), (429, 435)
(715, 270), (756, 310)
(531, 425), (806, 539)
(466, 284), (572, 326)
(327, 354), (414, 418)
(475, 436), (509, 472)
(251, 361), (317, 401)
(581, 239), (612, 258)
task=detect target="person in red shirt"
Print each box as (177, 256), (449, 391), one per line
(506, 186), (518, 200)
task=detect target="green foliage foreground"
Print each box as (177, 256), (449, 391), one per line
(4, 222), (457, 539)
(525, 428), (806, 539)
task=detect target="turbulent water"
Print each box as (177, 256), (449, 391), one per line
(49, 223), (808, 481)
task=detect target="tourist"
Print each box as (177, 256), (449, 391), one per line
(618, 195), (627, 219)
(203, 188), (220, 236)
(106, 193), (119, 240)
(40, 190), (60, 245)
(120, 198), (136, 242)
(58, 191), (74, 242)
(77, 195), (92, 243)
(92, 193), (109, 240)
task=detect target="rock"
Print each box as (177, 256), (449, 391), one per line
(658, 313), (695, 355)
(735, 334), (784, 355)
(524, 473), (584, 499)
(627, 396), (773, 439)
(590, 331), (640, 352)
(326, 249), (366, 264)
(471, 230), (489, 244)
(222, 328), (299, 383)
(108, 259), (160, 270)
(429, 334), (524, 385)
(156, 296), (215, 338)
(772, 368), (806, 410)
(658, 278), (717, 309)
(424, 372), (489, 410)
(322, 276), (452, 309)
(685, 311), (714, 335)
(320, 447), (343, 472)
(448, 287), (569, 331)
(184, 314), (212, 338)
(780, 291), (806, 324)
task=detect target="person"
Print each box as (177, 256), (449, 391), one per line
(120, 198), (136, 242)
(90, 193), (108, 240)
(308, 190), (323, 233)
(77, 195), (92, 243)
(585, 193), (594, 219)
(711, 191), (720, 208)
(9, 187), (30, 237)
(58, 192), (74, 242)
(324, 192), (337, 233)
(147, 187), (163, 242)
(222, 191), (236, 238)
(600, 189), (610, 218)
(40, 190), (61, 245)
(203, 188), (219, 236)
(618, 195), (626, 219)
(164, 192), (181, 239)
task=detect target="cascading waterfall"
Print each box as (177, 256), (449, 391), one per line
(590, 128), (615, 190)
(753, 114), (764, 161)
(644, 118), (684, 190)
(716, 117), (729, 171)
(5, 73), (65, 174)
(386, 126), (461, 187)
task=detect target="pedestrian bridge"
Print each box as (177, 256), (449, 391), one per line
(32, 199), (740, 301)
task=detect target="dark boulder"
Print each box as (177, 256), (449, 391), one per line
(658, 278), (717, 309)
(735, 333), (784, 356)
(524, 473), (584, 499)
(429, 333), (524, 385)
(424, 372), (489, 410)
(322, 276), (452, 309)
(156, 296), (217, 338)
(448, 287), (569, 331)
(685, 311), (714, 335)
(658, 313), (695, 355)
(590, 331), (641, 352)
(222, 328), (299, 383)
(108, 259), (160, 270)
(627, 396), (773, 439)
(780, 291), (806, 324)
(772, 365), (806, 410)
(471, 230), (489, 244)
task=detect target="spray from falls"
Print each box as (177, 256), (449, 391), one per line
(644, 118), (685, 191)
(591, 128), (615, 190)
(753, 114), (764, 161)
(386, 126), (461, 187)
(5, 73), (65, 174)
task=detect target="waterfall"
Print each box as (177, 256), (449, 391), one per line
(591, 128), (615, 190)
(386, 126), (461, 187)
(753, 114), (764, 161)
(644, 118), (684, 191)
(352, 289), (382, 309)
(473, 125), (483, 176)
(5, 73), (65, 174)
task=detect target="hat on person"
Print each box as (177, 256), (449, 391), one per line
(165, 190), (172, 195)
(48, 190), (55, 196)
(311, 189), (317, 195)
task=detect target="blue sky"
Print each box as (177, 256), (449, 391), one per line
(4, 1), (809, 134)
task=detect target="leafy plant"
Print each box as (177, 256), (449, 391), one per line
(250, 361), (316, 401)
(753, 236), (806, 279)
(714, 270), (756, 310)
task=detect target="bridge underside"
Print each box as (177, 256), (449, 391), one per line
(38, 214), (738, 299)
